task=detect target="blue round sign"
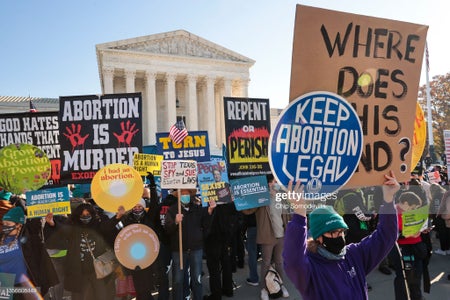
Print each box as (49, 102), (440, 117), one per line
(269, 91), (363, 199)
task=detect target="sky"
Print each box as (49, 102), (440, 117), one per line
(1, 0), (449, 109)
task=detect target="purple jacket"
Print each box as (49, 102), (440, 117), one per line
(283, 202), (397, 300)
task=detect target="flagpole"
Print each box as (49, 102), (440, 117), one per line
(425, 42), (437, 163)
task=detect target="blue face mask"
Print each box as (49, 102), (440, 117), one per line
(180, 195), (191, 204)
(273, 183), (282, 192)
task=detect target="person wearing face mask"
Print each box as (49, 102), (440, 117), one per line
(107, 182), (163, 300)
(242, 174), (291, 299)
(283, 171), (400, 300)
(165, 188), (214, 300)
(0, 206), (38, 298)
(44, 202), (115, 300)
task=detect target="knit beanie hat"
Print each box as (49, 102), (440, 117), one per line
(309, 206), (348, 240)
(2, 207), (26, 224)
(0, 190), (12, 201)
(136, 198), (146, 208)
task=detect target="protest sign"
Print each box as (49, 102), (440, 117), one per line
(412, 103), (426, 170)
(444, 130), (450, 181)
(197, 160), (232, 206)
(160, 160), (197, 189)
(0, 111), (61, 186)
(133, 153), (163, 176)
(402, 205), (429, 237)
(26, 187), (70, 218)
(270, 91), (363, 198)
(59, 93), (142, 183)
(230, 175), (270, 211)
(156, 130), (210, 162)
(0, 143), (51, 194)
(223, 97), (271, 178)
(114, 224), (159, 270)
(90, 163), (143, 212)
(289, 5), (428, 185)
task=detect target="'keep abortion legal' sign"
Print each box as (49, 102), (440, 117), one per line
(269, 91), (363, 199)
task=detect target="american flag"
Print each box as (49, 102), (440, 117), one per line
(169, 120), (188, 144)
(29, 100), (37, 113)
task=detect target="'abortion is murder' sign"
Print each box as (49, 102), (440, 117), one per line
(59, 93), (142, 183)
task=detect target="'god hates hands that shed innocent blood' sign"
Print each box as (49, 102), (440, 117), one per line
(160, 160), (197, 189)
(290, 5), (428, 185)
(269, 91), (363, 200)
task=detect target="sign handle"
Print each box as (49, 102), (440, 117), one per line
(178, 188), (183, 270)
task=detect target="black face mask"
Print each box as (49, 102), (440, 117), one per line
(1, 225), (16, 235)
(132, 209), (144, 219)
(321, 235), (346, 255)
(79, 216), (92, 225)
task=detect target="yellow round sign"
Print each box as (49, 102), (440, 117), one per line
(0, 143), (51, 194)
(411, 103), (427, 171)
(91, 163), (143, 212)
(114, 224), (160, 270)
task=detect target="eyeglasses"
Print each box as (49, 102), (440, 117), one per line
(324, 229), (347, 238)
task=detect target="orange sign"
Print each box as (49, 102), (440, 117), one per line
(411, 103), (426, 170)
(114, 224), (160, 270)
(91, 163), (143, 212)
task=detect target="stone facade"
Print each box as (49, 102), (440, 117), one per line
(96, 30), (255, 150)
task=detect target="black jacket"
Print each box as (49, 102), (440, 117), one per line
(165, 198), (211, 252)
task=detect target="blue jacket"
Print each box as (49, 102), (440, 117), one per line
(283, 201), (397, 300)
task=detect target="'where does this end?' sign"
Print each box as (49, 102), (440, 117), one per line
(289, 5), (428, 185)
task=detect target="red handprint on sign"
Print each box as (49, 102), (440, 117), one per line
(63, 123), (90, 152)
(113, 120), (139, 146)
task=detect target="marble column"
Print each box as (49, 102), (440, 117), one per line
(187, 74), (198, 130)
(103, 67), (115, 94)
(240, 78), (249, 97)
(166, 73), (177, 129)
(125, 69), (136, 93)
(205, 76), (216, 148)
(145, 70), (157, 145)
(222, 78), (232, 146)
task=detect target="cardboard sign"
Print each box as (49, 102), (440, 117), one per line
(230, 175), (270, 211)
(269, 91), (363, 198)
(160, 160), (197, 189)
(133, 153), (163, 176)
(26, 187), (71, 218)
(290, 5), (428, 185)
(0, 143), (51, 194)
(114, 224), (160, 270)
(90, 163), (143, 212)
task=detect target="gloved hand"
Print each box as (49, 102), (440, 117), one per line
(146, 172), (156, 187)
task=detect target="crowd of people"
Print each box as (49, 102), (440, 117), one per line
(0, 164), (449, 300)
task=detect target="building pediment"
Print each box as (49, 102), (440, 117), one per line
(96, 30), (254, 64)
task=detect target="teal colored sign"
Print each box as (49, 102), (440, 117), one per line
(231, 175), (270, 211)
